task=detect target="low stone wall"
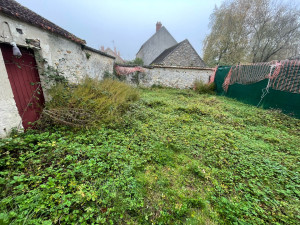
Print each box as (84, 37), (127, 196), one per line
(118, 65), (214, 89)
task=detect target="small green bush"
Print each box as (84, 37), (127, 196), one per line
(151, 84), (165, 89)
(193, 80), (215, 94)
(44, 77), (139, 127)
(126, 57), (144, 66)
(133, 58), (144, 65)
(103, 70), (126, 81)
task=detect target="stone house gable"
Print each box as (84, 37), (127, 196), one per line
(151, 39), (206, 67)
(104, 47), (124, 64)
(136, 25), (177, 65)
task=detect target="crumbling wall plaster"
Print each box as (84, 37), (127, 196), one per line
(0, 14), (114, 137)
(84, 49), (114, 79)
(0, 14), (114, 83)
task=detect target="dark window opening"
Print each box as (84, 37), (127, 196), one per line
(16, 28), (23, 34)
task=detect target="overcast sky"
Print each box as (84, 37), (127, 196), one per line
(16, 0), (223, 60)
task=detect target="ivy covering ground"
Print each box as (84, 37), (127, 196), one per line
(0, 88), (299, 224)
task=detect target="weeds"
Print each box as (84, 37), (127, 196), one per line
(0, 88), (299, 224)
(193, 80), (216, 94)
(43, 77), (139, 127)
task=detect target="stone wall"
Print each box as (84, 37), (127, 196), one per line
(160, 40), (206, 67)
(0, 14), (114, 83)
(0, 14), (114, 137)
(121, 65), (214, 89)
(84, 48), (115, 79)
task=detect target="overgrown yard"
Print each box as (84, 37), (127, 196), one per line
(0, 87), (299, 224)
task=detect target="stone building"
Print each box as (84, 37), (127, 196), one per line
(101, 46), (125, 64)
(0, 0), (115, 137)
(151, 39), (206, 67)
(136, 22), (177, 65)
(136, 22), (205, 67)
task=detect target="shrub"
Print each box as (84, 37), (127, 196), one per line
(193, 80), (215, 94)
(132, 58), (144, 65)
(151, 84), (165, 89)
(103, 70), (126, 81)
(126, 57), (144, 66)
(43, 77), (139, 127)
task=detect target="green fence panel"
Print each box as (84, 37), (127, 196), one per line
(226, 80), (268, 105)
(262, 88), (300, 118)
(215, 66), (231, 95)
(214, 66), (300, 118)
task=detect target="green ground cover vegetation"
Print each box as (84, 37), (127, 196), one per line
(0, 87), (299, 224)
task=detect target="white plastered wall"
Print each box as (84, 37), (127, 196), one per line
(0, 48), (23, 137)
(0, 14), (115, 137)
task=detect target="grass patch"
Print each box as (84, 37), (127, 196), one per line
(0, 87), (299, 224)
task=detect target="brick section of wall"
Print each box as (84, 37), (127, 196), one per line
(161, 40), (206, 67)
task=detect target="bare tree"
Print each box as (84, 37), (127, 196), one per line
(203, 0), (300, 66)
(203, 2), (250, 66)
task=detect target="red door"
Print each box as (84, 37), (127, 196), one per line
(0, 43), (45, 130)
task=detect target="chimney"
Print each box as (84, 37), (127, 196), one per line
(100, 46), (104, 51)
(156, 21), (162, 32)
(114, 47), (117, 55)
(118, 51), (120, 57)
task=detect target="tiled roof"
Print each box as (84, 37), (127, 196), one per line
(152, 65), (213, 70)
(83, 46), (115, 59)
(114, 63), (213, 70)
(0, 0), (86, 45)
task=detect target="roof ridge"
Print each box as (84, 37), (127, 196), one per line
(0, 0), (86, 45)
(82, 46), (115, 59)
